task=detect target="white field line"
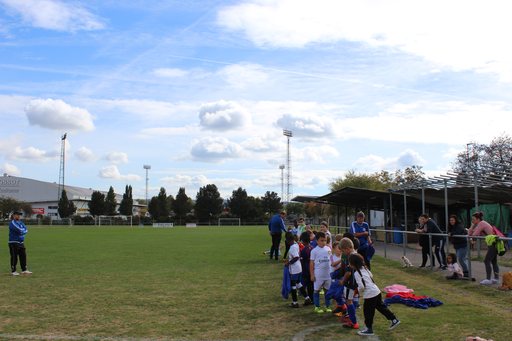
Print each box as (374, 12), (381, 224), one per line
(292, 323), (381, 341)
(0, 335), (172, 341)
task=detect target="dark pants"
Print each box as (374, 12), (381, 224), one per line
(9, 243), (27, 273)
(270, 232), (282, 259)
(363, 293), (396, 329)
(283, 242), (291, 260)
(484, 245), (500, 280)
(421, 245), (435, 267)
(358, 246), (370, 270)
(434, 239), (447, 267)
(303, 273), (314, 299)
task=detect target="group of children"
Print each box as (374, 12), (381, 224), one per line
(282, 222), (401, 336)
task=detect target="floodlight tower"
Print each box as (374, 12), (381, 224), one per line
(58, 133), (67, 200)
(143, 165), (151, 205)
(283, 129), (293, 205)
(279, 164), (285, 202)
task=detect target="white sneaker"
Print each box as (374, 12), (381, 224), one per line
(480, 279), (492, 285)
(491, 279), (499, 284)
(12, 271), (20, 276)
(22, 270), (33, 274)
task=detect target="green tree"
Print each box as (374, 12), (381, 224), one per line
(393, 165), (426, 186)
(88, 191), (105, 217)
(147, 196), (160, 218)
(329, 169), (384, 192)
(104, 186), (117, 216)
(285, 202), (304, 216)
(172, 187), (193, 225)
(246, 196), (264, 221)
(157, 187), (170, 219)
(0, 197), (33, 219)
(194, 184), (223, 222)
(68, 200), (77, 217)
(119, 185), (133, 216)
(58, 189), (70, 218)
(261, 191), (282, 216)
(227, 187), (249, 220)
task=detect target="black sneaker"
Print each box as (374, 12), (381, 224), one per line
(389, 319), (401, 330)
(303, 298), (313, 306)
(357, 328), (374, 336)
(289, 303), (299, 308)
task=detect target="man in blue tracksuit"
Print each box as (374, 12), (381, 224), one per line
(268, 211), (287, 260)
(9, 211), (32, 276)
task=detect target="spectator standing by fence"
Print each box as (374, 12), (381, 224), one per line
(448, 215), (469, 276)
(268, 211), (287, 260)
(468, 211), (499, 285)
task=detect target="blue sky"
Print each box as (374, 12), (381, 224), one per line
(1, 0), (512, 201)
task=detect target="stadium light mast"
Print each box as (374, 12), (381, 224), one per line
(283, 129), (293, 205)
(143, 165), (151, 206)
(279, 164), (285, 202)
(58, 133), (67, 200)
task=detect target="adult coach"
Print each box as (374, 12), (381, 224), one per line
(9, 211), (32, 276)
(268, 211), (287, 260)
(350, 211), (373, 269)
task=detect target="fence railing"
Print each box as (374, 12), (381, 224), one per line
(371, 228), (511, 280)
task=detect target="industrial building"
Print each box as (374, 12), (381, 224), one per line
(0, 173), (142, 219)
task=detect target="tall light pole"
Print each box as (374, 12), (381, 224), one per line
(58, 133), (67, 200)
(279, 164), (285, 202)
(283, 129), (293, 205)
(143, 165), (151, 206)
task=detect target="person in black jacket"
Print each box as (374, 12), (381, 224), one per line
(416, 214), (447, 269)
(448, 215), (468, 276)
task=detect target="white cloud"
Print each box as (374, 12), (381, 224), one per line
(198, 100), (251, 131)
(1, 0), (105, 32)
(25, 98), (95, 132)
(184, 136), (247, 163)
(0, 134), (58, 162)
(97, 165), (142, 182)
(153, 68), (189, 78)
(159, 174), (252, 190)
(217, 0), (512, 81)
(101, 151), (129, 164)
(216, 63), (268, 88)
(276, 113), (337, 140)
(74, 147), (97, 162)
(355, 149), (427, 171)
(340, 101), (512, 144)
(443, 147), (463, 159)
(241, 135), (284, 153)
(0, 94), (33, 118)
(0, 162), (21, 175)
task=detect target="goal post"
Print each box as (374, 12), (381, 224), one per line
(218, 218), (241, 227)
(98, 215), (132, 227)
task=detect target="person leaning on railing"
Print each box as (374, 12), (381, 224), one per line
(447, 215), (469, 277)
(468, 211), (500, 285)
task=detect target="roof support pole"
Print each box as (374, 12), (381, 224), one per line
(367, 200), (371, 227)
(337, 204), (340, 230)
(444, 179), (449, 253)
(345, 205), (348, 228)
(403, 189), (408, 231)
(389, 192), (393, 229)
(421, 186), (425, 213)
(474, 178), (480, 257)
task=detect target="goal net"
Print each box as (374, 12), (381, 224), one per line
(218, 218), (241, 227)
(98, 215), (132, 227)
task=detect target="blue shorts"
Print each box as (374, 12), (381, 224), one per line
(290, 273), (301, 281)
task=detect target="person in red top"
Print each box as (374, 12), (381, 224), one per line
(468, 211), (499, 285)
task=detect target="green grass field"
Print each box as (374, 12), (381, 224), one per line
(0, 226), (511, 341)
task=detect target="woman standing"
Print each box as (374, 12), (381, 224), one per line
(448, 215), (468, 277)
(468, 212), (499, 285)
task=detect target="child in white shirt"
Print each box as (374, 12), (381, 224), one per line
(349, 253), (401, 336)
(310, 232), (332, 313)
(446, 253), (464, 280)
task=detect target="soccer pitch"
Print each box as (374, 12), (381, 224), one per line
(1, 226), (511, 341)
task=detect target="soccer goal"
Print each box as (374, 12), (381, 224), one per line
(218, 218), (241, 227)
(98, 215), (132, 227)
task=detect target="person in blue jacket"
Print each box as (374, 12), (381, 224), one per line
(350, 211), (373, 270)
(268, 211), (287, 260)
(9, 211), (32, 276)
